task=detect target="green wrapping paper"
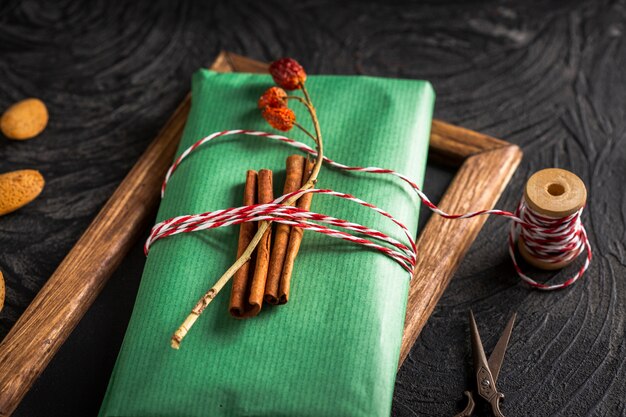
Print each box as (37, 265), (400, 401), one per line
(99, 70), (434, 417)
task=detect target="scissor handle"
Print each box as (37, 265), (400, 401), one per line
(487, 392), (506, 417)
(453, 391), (475, 417)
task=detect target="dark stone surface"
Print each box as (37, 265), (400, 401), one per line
(1, 1), (624, 416)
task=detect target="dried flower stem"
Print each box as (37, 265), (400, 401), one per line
(172, 83), (323, 349)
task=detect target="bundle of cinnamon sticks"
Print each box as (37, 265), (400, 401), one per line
(229, 155), (314, 318)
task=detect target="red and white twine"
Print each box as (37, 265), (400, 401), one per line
(147, 130), (592, 290)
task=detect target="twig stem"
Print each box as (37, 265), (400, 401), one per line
(172, 83), (322, 349)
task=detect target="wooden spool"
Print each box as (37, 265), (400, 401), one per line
(518, 168), (587, 270)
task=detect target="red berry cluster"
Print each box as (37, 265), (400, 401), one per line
(269, 58), (307, 90)
(258, 86), (287, 109)
(261, 107), (296, 132)
(259, 58), (307, 132)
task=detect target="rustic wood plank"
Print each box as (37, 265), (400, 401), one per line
(429, 119), (513, 164)
(400, 145), (522, 363)
(0, 51), (521, 416)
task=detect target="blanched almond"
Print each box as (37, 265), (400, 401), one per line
(1, 98), (48, 140)
(0, 170), (45, 216)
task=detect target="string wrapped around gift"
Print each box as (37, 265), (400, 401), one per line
(146, 189), (417, 274)
(149, 129), (592, 291)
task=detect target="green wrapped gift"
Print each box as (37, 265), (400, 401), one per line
(99, 69), (434, 417)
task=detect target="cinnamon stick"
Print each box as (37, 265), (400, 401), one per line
(229, 170), (258, 318)
(265, 155), (305, 304)
(278, 158), (315, 304)
(246, 169), (274, 316)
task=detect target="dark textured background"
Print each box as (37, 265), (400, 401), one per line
(1, 1), (625, 416)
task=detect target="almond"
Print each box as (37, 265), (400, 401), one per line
(0, 270), (4, 313)
(0, 170), (45, 216)
(1, 98), (49, 140)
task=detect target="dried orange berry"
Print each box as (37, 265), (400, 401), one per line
(258, 87), (287, 109)
(269, 58), (307, 90)
(262, 106), (296, 131)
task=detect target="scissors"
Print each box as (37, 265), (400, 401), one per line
(454, 311), (517, 417)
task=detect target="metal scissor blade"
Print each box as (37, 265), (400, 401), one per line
(469, 311), (506, 416)
(469, 310), (490, 375)
(487, 312), (517, 383)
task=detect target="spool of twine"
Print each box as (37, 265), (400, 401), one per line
(518, 168), (587, 270)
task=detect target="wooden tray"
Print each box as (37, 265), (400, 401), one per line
(0, 51), (522, 416)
